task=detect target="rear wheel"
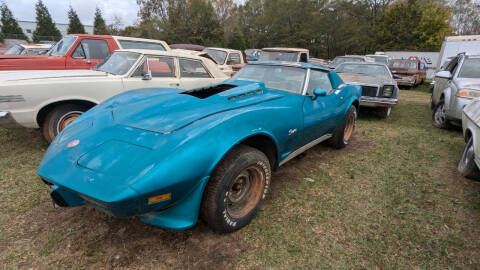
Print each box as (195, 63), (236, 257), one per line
(432, 100), (451, 129)
(201, 145), (271, 233)
(458, 137), (480, 180)
(42, 104), (87, 143)
(329, 105), (357, 149)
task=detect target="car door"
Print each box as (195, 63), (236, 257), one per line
(177, 58), (217, 89)
(433, 56), (459, 103)
(66, 39), (110, 69)
(302, 69), (346, 145)
(122, 55), (180, 90)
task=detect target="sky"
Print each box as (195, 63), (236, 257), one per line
(5, 0), (139, 27)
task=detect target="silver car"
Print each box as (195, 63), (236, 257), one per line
(336, 62), (399, 118)
(458, 98), (480, 179)
(431, 53), (480, 129)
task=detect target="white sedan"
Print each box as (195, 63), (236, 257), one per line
(0, 49), (230, 142)
(459, 98), (480, 179)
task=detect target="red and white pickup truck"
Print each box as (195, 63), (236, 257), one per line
(0, 34), (170, 70)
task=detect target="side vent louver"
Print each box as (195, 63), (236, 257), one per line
(228, 89), (263, 101)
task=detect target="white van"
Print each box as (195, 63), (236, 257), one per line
(437, 35), (480, 69)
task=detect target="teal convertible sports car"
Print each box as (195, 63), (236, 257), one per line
(38, 61), (361, 233)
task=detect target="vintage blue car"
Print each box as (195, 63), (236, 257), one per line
(38, 61), (361, 233)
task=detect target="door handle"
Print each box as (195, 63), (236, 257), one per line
(169, 83), (180, 87)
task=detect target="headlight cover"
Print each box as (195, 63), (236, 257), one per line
(382, 85), (394, 97)
(456, 89), (480, 99)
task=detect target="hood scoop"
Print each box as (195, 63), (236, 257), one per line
(182, 84), (236, 99)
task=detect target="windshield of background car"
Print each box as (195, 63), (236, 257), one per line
(371, 56), (389, 65)
(203, 49), (227, 64)
(49, 36), (77, 56)
(458, 58), (480, 79)
(245, 49), (257, 57)
(390, 60), (417, 69)
(232, 65), (306, 94)
(258, 51), (298, 62)
(118, 40), (166, 51)
(333, 57), (364, 65)
(336, 64), (391, 77)
(96, 51), (140, 75)
(4, 45), (24, 55)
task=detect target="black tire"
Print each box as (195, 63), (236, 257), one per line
(379, 107), (392, 118)
(201, 145), (271, 233)
(329, 105), (357, 149)
(458, 137), (480, 180)
(432, 99), (451, 129)
(42, 104), (87, 143)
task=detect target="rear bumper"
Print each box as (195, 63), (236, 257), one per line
(360, 97), (398, 107)
(0, 111), (22, 128)
(395, 76), (416, 86)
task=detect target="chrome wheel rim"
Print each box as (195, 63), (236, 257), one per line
(226, 166), (264, 219)
(434, 104), (446, 126)
(343, 111), (356, 143)
(463, 140), (475, 166)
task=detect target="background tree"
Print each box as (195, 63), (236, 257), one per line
(107, 15), (124, 35)
(67, 6), (85, 34)
(93, 7), (108, 35)
(451, 0), (480, 35)
(0, 2), (28, 41)
(32, 0), (61, 42)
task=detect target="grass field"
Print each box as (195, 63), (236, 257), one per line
(1, 84), (479, 269)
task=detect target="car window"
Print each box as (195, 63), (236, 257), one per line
(72, 39), (110, 59)
(446, 57), (459, 74)
(179, 58), (211, 78)
(458, 58), (480, 79)
(118, 40), (166, 51)
(300, 53), (308, 62)
(307, 70), (333, 95)
(227, 53), (241, 65)
(232, 65), (306, 94)
(96, 51), (141, 75)
(203, 49), (227, 65)
(133, 56), (175, 77)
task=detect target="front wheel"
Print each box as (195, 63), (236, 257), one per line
(329, 105), (357, 149)
(42, 104), (87, 143)
(201, 145), (271, 233)
(458, 137), (480, 180)
(432, 100), (451, 129)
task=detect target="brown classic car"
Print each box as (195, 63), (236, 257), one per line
(389, 57), (427, 87)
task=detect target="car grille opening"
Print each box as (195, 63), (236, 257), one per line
(362, 86), (379, 97)
(181, 84), (236, 99)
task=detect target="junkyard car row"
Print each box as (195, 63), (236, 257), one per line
(1, 34), (480, 233)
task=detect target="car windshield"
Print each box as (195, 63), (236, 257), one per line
(458, 58), (480, 79)
(258, 51), (298, 62)
(333, 57), (364, 65)
(4, 45), (24, 55)
(390, 60), (417, 69)
(49, 36), (77, 56)
(232, 64), (306, 94)
(203, 49), (227, 65)
(95, 51), (141, 75)
(336, 64), (391, 77)
(245, 49), (258, 57)
(370, 56), (389, 65)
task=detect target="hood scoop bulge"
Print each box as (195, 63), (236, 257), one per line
(181, 84), (236, 99)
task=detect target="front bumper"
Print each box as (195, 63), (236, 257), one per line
(0, 111), (22, 128)
(395, 76), (415, 86)
(360, 96), (398, 107)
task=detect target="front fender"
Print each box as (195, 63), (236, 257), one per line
(443, 87), (452, 112)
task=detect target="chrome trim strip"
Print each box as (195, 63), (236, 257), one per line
(0, 95), (25, 103)
(279, 133), (332, 166)
(360, 97), (398, 105)
(302, 68), (311, 96)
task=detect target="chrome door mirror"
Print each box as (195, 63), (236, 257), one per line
(436, 70), (452, 79)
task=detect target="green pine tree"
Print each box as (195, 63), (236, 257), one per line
(0, 2), (28, 41)
(67, 6), (85, 34)
(93, 7), (108, 35)
(32, 0), (62, 42)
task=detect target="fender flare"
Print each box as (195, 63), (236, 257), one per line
(34, 96), (100, 126)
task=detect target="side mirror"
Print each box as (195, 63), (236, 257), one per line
(436, 70), (452, 79)
(142, 70), (152, 80)
(312, 88), (327, 100)
(393, 74), (400, 79)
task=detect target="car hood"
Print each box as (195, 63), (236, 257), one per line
(457, 78), (480, 91)
(338, 73), (394, 85)
(112, 81), (286, 134)
(0, 69), (109, 82)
